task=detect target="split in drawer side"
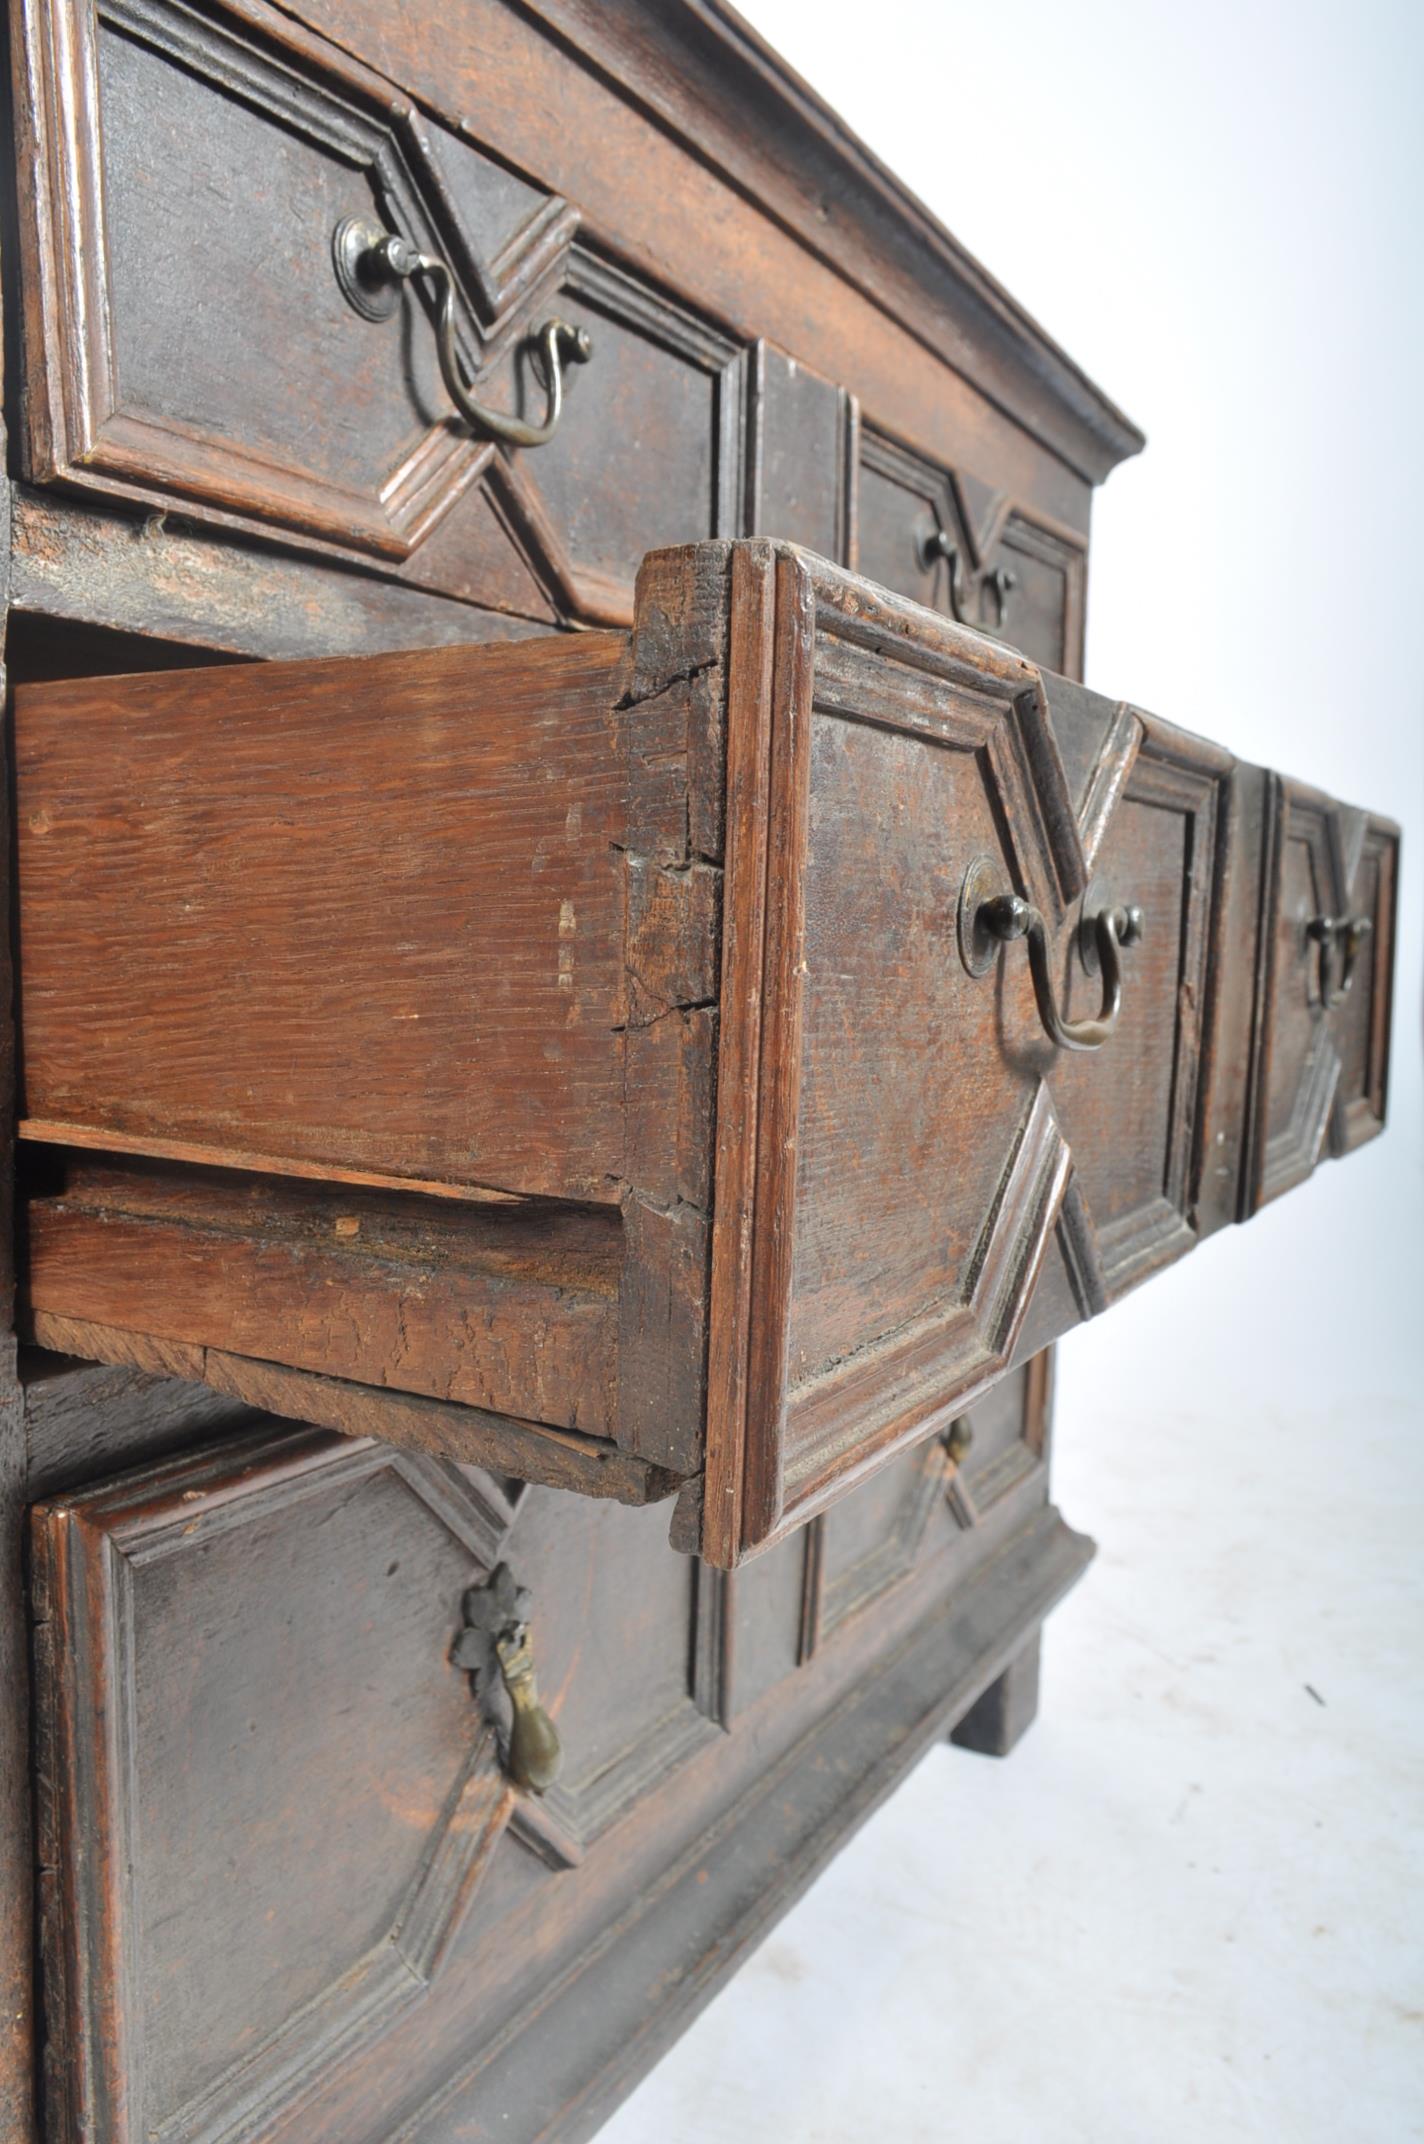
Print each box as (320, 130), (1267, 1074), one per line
(15, 580), (731, 1497)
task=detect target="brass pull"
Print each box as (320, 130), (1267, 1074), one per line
(958, 854), (1143, 1054)
(454, 1561), (563, 1795)
(1306, 913), (1372, 1009)
(918, 526), (1017, 631)
(332, 214), (592, 449)
(493, 1626), (563, 1796)
(942, 1421), (974, 1478)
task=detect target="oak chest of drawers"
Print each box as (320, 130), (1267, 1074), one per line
(0, 3), (1398, 2140)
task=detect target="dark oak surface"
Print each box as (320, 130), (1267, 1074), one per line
(29, 1365), (1075, 2144)
(8, 0), (1116, 641)
(12, 539), (1396, 1571)
(0, 2), (1399, 2139)
(0, 466), (34, 2144)
(1245, 777), (1397, 1210)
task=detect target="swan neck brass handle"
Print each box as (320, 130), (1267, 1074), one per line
(332, 215), (591, 449)
(958, 856), (1143, 1054)
(919, 524), (974, 619)
(1306, 913), (1372, 1009)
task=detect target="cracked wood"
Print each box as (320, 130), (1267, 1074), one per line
(11, 538), (1399, 1565)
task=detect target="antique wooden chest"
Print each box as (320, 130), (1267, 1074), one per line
(0, 3), (1397, 2140)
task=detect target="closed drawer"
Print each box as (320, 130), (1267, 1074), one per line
(854, 422), (1085, 672)
(28, 1424), (719, 2143)
(16, 0), (1091, 645)
(813, 1354), (1054, 1645)
(12, 540), (1396, 1564)
(1246, 778), (1399, 1209)
(15, 0), (744, 624)
(29, 1358), (1054, 2143)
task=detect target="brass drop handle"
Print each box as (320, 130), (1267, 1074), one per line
(454, 1561), (564, 1795)
(958, 855), (1144, 1053)
(942, 1420), (974, 1478)
(1306, 913), (1372, 1009)
(493, 1626), (563, 1796)
(332, 214), (592, 448)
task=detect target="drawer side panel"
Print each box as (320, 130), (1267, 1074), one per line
(16, 632), (632, 1204)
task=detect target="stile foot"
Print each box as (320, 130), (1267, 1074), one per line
(949, 1629), (1042, 1758)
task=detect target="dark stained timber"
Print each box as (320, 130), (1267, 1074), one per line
(0, 4), (1397, 2137)
(12, 540), (1397, 1567)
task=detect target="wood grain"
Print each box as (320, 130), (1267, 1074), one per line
(0, 8), (1402, 2141)
(22, 1348), (255, 1501)
(0, 466), (34, 2144)
(24, 1152), (621, 1432)
(12, 538), (1401, 1570)
(613, 541), (732, 1473)
(17, 631), (632, 1202)
(9, 486), (557, 660)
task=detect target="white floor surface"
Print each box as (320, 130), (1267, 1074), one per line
(598, 6), (1423, 2133)
(600, 1155), (1424, 2144)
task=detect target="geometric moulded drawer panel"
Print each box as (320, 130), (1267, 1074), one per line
(29, 1424), (724, 2143)
(14, 0), (745, 624)
(1245, 775), (1398, 1209)
(854, 423), (1086, 674)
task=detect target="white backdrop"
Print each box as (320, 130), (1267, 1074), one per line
(729, 0), (1423, 1418)
(603, 3), (1423, 2138)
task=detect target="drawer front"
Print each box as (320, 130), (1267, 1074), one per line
(15, 1), (1097, 646)
(704, 549), (1228, 1558)
(1041, 690), (1227, 1291)
(1248, 780), (1399, 1208)
(812, 1354), (1052, 1645)
(854, 423), (1086, 674)
(15, 0), (745, 624)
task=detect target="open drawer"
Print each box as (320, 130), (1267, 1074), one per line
(12, 540), (1397, 1564)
